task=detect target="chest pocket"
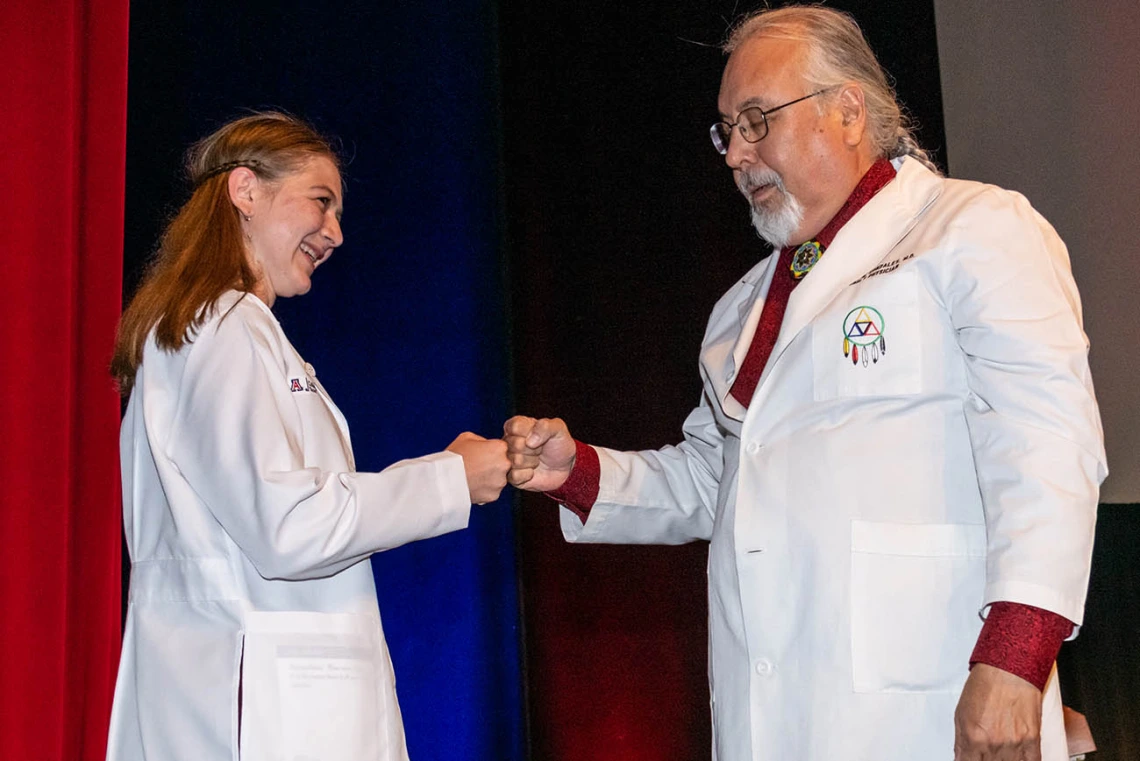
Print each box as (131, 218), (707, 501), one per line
(812, 266), (923, 400)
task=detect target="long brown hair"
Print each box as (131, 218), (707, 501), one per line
(111, 112), (340, 397)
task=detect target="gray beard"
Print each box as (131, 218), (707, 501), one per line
(738, 169), (805, 250)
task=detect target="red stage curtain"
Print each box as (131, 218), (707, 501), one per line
(0, 2), (129, 760)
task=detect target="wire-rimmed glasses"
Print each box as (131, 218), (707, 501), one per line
(710, 88), (834, 155)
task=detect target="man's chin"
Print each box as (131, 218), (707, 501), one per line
(749, 214), (792, 250)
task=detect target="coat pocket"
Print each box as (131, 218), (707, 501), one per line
(812, 268), (923, 400)
(237, 611), (404, 761)
(849, 520), (986, 693)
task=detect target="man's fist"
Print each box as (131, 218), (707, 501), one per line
(502, 415), (577, 492)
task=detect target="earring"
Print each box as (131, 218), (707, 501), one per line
(241, 211), (251, 222)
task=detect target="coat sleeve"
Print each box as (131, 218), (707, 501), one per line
(561, 388), (724, 545)
(166, 301), (471, 581)
(942, 188), (1106, 627)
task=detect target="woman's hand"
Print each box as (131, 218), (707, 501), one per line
(446, 433), (510, 505)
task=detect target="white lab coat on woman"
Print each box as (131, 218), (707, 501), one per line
(106, 290), (471, 761)
(561, 158), (1106, 761)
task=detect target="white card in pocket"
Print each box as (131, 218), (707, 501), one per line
(239, 611), (397, 761)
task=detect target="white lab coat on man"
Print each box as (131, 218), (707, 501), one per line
(106, 291), (472, 761)
(560, 158), (1106, 761)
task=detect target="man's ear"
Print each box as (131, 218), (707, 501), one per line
(836, 84), (868, 146)
(227, 166), (258, 219)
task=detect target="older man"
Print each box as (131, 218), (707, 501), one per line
(505, 6), (1105, 761)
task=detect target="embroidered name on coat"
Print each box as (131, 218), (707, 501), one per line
(851, 253), (914, 285)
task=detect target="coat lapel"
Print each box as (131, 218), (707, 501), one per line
(314, 379), (356, 470)
(753, 159), (944, 396)
(706, 254), (779, 422)
(731, 256), (779, 381)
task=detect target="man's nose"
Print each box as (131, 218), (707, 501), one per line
(724, 128), (756, 170)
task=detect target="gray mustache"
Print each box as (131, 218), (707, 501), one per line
(737, 170), (784, 195)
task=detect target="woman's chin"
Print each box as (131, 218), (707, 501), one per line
(291, 271), (314, 296)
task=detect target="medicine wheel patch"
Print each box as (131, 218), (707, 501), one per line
(842, 305), (886, 367)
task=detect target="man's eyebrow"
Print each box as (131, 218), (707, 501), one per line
(720, 96), (772, 120)
(738, 96), (774, 111)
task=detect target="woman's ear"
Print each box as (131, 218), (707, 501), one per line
(227, 167), (258, 219)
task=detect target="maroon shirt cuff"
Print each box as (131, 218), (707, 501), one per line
(969, 601), (1074, 691)
(545, 439), (600, 523)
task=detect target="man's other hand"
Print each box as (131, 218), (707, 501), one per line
(954, 663), (1043, 761)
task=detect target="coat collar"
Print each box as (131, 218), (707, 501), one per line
(717, 158), (944, 419)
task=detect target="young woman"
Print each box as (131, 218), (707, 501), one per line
(107, 112), (508, 761)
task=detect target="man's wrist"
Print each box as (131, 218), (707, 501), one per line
(969, 601), (1074, 691)
(546, 440), (600, 522)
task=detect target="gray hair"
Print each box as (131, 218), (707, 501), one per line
(724, 6), (941, 175)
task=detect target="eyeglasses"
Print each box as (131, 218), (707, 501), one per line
(710, 88), (833, 155)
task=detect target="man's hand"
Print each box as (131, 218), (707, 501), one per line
(954, 663), (1044, 761)
(446, 432), (510, 505)
(502, 416), (576, 492)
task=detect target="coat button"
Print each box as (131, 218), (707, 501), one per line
(745, 441), (760, 455)
(755, 658), (774, 677)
